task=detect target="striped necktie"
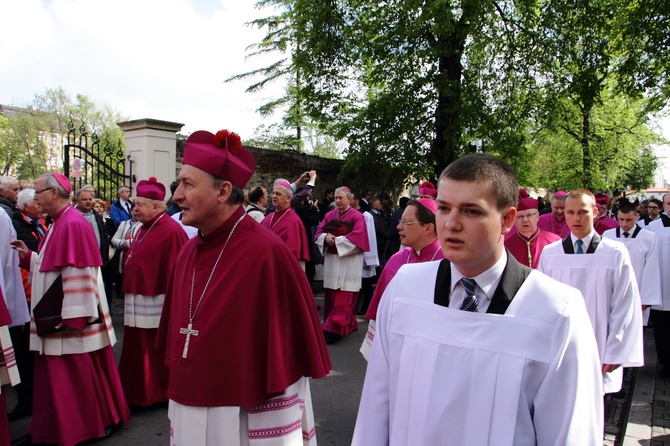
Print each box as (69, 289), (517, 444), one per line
(460, 278), (479, 312)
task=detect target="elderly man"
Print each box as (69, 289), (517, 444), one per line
(110, 185), (133, 227)
(11, 173), (129, 446)
(261, 179), (310, 270)
(537, 190), (569, 237)
(75, 188), (110, 268)
(648, 193), (670, 377)
(0, 176), (20, 219)
(76, 187), (114, 308)
(156, 129), (330, 445)
(119, 177), (187, 407)
(315, 186), (370, 344)
(353, 154), (603, 445)
(539, 189), (643, 394)
(505, 193), (561, 268)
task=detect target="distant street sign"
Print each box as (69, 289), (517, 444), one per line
(72, 158), (83, 178)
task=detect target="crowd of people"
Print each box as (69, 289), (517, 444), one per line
(0, 137), (668, 445)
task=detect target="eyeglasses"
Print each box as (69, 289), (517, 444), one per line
(34, 187), (54, 195)
(516, 212), (538, 221)
(648, 205), (660, 210)
(399, 220), (422, 226)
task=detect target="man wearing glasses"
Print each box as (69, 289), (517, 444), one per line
(505, 193), (561, 269)
(644, 198), (670, 227)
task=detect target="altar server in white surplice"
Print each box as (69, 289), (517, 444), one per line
(648, 193), (670, 378)
(603, 201), (661, 324)
(353, 154), (603, 446)
(539, 189), (643, 394)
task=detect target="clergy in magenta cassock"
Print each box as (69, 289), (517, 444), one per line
(315, 186), (370, 344)
(156, 129), (331, 446)
(261, 179), (310, 271)
(537, 190), (569, 238)
(505, 194), (561, 269)
(119, 176), (188, 406)
(594, 192), (619, 235)
(0, 287), (20, 446)
(12, 172), (130, 446)
(538, 189), (643, 394)
(353, 154), (603, 445)
(361, 198), (443, 360)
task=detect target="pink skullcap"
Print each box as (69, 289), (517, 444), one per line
(517, 197), (538, 211)
(52, 172), (71, 194)
(553, 190), (567, 198)
(276, 180), (291, 189)
(183, 130), (256, 188)
(418, 181), (437, 197)
(136, 176), (166, 201)
(339, 186), (351, 193)
(415, 197), (437, 215)
(518, 188), (529, 199)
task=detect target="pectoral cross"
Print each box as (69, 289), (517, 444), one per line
(179, 322), (199, 358)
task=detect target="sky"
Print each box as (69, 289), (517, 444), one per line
(0, 0), (285, 137)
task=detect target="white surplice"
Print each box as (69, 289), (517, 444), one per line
(602, 226), (661, 308)
(0, 210), (29, 328)
(315, 234), (364, 292)
(538, 237), (643, 393)
(648, 219), (670, 310)
(353, 262), (603, 446)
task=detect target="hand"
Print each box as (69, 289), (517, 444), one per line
(10, 240), (29, 260)
(602, 363), (621, 373)
(326, 234), (336, 246)
(309, 170), (317, 183)
(295, 171), (309, 184)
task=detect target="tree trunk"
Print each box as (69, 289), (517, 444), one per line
(430, 20), (467, 178)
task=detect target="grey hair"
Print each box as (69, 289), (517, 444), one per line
(273, 178), (294, 197)
(117, 185), (130, 195)
(40, 173), (70, 199)
(17, 188), (35, 211)
(75, 187), (94, 199)
(0, 176), (17, 191)
(335, 186), (354, 199)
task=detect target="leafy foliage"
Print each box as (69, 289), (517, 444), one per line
(236, 0), (667, 193)
(0, 87), (128, 182)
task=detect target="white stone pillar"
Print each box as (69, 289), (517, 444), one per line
(117, 119), (184, 196)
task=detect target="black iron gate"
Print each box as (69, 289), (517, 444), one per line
(63, 117), (134, 201)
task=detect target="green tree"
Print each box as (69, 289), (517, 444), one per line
(528, 85), (663, 191)
(0, 116), (22, 175)
(240, 0), (668, 191)
(0, 87), (128, 183)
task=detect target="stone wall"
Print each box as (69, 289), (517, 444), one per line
(176, 140), (344, 200)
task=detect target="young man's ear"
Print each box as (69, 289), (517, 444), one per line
(501, 206), (517, 235)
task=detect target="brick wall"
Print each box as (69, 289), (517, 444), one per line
(176, 141), (344, 200)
